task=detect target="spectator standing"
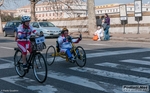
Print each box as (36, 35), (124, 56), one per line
(104, 13), (110, 40)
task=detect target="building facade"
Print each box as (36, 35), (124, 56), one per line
(14, 0), (87, 21)
(95, 3), (150, 16)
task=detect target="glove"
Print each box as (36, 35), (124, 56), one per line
(39, 34), (44, 37)
(67, 36), (72, 42)
(79, 34), (82, 40)
(18, 35), (26, 39)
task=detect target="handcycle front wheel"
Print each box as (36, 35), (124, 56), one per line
(14, 49), (26, 77)
(45, 45), (56, 66)
(33, 52), (47, 83)
(75, 46), (86, 67)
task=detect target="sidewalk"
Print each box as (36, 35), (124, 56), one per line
(0, 33), (150, 42)
(71, 32), (150, 42)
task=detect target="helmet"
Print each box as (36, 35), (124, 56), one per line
(62, 27), (68, 31)
(61, 27), (68, 34)
(21, 16), (31, 22)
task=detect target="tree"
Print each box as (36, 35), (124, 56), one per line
(0, 0), (4, 33)
(87, 0), (96, 36)
(29, 0), (40, 22)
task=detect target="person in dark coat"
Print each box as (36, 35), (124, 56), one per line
(104, 13), (110, 40)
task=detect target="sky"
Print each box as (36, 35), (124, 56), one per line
(1, 0), (150, 10)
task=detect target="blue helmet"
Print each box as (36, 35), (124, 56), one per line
(21, 16), (31, 22)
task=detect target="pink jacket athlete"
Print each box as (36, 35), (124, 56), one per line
(17, 16), (38, 70)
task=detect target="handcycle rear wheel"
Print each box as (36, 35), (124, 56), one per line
(75, 46), (86, 67)
(45, 45), (56, 66)
(33, 52), (47, 83)
(14, 49), (26, 77)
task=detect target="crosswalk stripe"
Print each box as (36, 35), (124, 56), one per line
(96, 62), (119, 68)
(143, 57), (150, 59)
(87, 48), (150, 58)
(0, 58), (13, 63)
(0, 48), (148, 65)
(47, 48), (150, 62)
(120, 59), (150, 65)
(96, 62), (150, 74)
(0, 63), (14, 69)
(69, 67), (150, 85)
(39, 71), (106, 92)
(0, 75), (57, 93)
(0, 46), (14, 50)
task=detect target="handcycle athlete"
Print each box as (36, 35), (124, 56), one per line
(46, 28), (86, 67)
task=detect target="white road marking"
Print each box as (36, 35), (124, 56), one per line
(0, 58), (13, 63)
(0, 63), (14, 69)
(87, 48), (150, 58)
(143, 57), (150, 59)
(96, 62), (150, 74)
(1, 75), (57, 93)
(96, 62), (119, 67)
(47, 48), (150, 63)
(86, 43), (108, 46)
(69, 67), (150, 85)
(120, 59), (150, 65)
(0, 46), (14, 50)
(1, 48), (150, 65)
(27, 85), (57, 93)
(39, 71), (106, 92)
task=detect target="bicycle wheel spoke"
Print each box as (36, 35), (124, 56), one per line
(75, 46), (86, 67)
(33, 53), (47, 83)
(45, 45), (56, 66)
(14, 49), (26, 77)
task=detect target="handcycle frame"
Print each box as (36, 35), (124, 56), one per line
(14, 36), (47, 83)
(46, 37), (86, 67)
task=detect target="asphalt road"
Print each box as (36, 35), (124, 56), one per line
(0, 36), (150, 93)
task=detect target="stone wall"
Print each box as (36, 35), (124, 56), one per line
(1, 12), (150, 34)
(49, 12), (150, 34)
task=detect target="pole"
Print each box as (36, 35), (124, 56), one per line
(0, 9), (2, 33)
(137, 17), (140, 34)
(123, 21), (125, 34)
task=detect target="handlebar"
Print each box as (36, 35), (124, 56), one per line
(79, 33), (82, 40)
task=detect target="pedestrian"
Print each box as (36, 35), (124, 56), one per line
(96, 16), (102, 27)
(101, 15), (107, 31)
(104, 13), (110, 41)
(94, 25), (104, 41)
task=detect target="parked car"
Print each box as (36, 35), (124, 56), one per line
(30, 21), (61, 37)
(3, 20), (21, 37)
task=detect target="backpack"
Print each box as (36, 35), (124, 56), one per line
(93, 35), (98, 41)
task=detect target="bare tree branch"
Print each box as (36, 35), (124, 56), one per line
(0, 0), (4, 6)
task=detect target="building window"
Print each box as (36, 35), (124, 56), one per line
(130, 8), (132, 11)
(107, 10), (109, 13)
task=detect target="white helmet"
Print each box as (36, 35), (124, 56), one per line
(21, 16), (31, 22)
